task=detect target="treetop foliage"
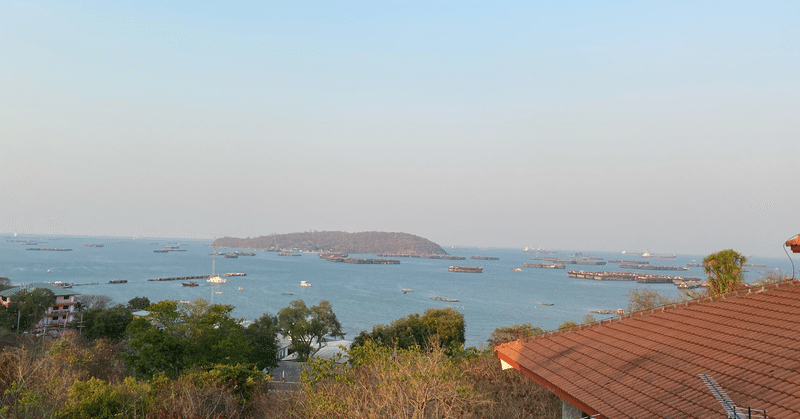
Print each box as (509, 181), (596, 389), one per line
(703, 249), (747, 295)
(277, 299), (344, 361)
(352, 307), (465, 354)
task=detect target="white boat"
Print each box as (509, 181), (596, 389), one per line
(299, 280), (311, 287)
(207, 245), (227, 284)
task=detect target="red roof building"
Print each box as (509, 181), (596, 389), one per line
(786, 235), (800, 253)
(495, 280), (800, 418)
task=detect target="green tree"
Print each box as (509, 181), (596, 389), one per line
(703, 249), (747, 295)
(277, 299), (345, 361)
(124, 299), (250, 378)
(308, 300), (344, 344)
(0, 288), (56, 333)
(0, 277), (12, 292)
(557, 321), (579, 330)
(77, 305), (134, 341)
(245, 313), (281, 371)
(278, 299), (315, 361)
(487, 323), (544, 347)
(126, 296), (150, 311)
(352, 307), (466, 354)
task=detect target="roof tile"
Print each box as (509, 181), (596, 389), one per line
(495, 280), (800, 418)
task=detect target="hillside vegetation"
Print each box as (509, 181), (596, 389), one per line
(214, 231), (448, 255)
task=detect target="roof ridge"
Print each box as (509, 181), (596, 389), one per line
(509, 279), (800, 345)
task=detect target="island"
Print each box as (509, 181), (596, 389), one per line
(213, 231), (448, 256)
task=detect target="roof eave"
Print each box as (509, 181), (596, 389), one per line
(495, 344), (603, 418)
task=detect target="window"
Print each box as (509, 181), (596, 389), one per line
(52, 316), (58, 321)
(63, 306), (68, 310)
(61, 316), (66, 320)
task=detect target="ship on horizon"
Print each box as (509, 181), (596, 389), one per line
(641, 251), (676, 259)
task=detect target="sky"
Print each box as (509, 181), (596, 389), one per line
(1, 1), (798, 258)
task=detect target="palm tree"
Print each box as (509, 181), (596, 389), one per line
(703, 249), (747, 295)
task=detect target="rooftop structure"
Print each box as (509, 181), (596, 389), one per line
(495, 280), (800, 418)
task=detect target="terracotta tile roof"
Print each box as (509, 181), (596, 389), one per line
(786, 235), (800, 252)
(495, 280), (800, 418)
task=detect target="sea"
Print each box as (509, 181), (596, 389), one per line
(2, 235), (796, 347)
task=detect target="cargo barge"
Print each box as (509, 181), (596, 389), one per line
(641, 252), (676, 259)
(430, 296), (459, 302)
(523, 263), (565, 269)
(148, 275), (210, 282)
(26, 248), (72, 251)
(470, 256), (499, 260)
(422, 255), (467, 260)
(619, 264), (688, 271)
(278, 253), (302, 256)
(325, 257), (400, 264)
(568, 270), (701, 284)
(448, 266), (482, 273)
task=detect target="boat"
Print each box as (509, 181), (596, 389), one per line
(238, 287), (243, 291)
(207, 246), (227, 284)
(281, 291), (293, 295)
(182, 281), (199, 287)
(429, 296), (459, 302)
(448, 266), (483, 273)
(641, 251), (676, 259)
(511, 268), (523, 272)
(539, 302), (554, 306)
(108, 279), (127, 284)
(401, 288), (413, 293)
(299, 280), (311, 287)
(215, 291), (223, 294)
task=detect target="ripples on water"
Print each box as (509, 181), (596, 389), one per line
(1, 236), (794, 346)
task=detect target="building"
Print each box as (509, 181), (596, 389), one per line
(786, 234), (800, 253)
(0, 282), (80, 334)
(495, 280), (800, 418)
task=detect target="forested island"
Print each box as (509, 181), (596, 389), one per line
(213, 231), (448, 255)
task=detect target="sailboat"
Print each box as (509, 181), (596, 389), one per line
(207, 245), (226, 283)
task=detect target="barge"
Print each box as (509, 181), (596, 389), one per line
(430, 296), (459, 302)
(523, 263), (565, 269)
(448, 266), (483, 273)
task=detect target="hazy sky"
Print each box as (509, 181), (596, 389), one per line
(1, 1), (798, 257)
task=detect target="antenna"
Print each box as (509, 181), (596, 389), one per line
(698, 374), (768, 419)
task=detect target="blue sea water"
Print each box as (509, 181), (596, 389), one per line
(2, 235), (796, 347)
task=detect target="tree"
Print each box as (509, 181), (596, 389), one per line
(703, 249), (747, 295)
(0, 277), (12, 292)
(278, 299), (345, 361)
(76, 294), (113, 311)
(352, 307), (466, 354)
(626, 286), (674, 313)
(754, 269), (791, 286)
(0, 288), (56, 333)
(487, 323), (544, 347)
(245, 313), (281, 371)
(124, 299), (251, 378)
(308, 300), (344, 344)
(277, 300), (315, 361)
(126, 296), (150, 311)
(557, 321), (579, 330)
(77, 305), (133, 341)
